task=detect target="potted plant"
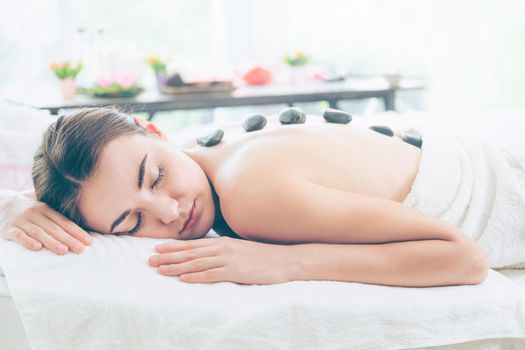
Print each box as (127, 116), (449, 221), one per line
(282, 50), (310, 84)
(50, 60), (83, 100)
(145, 55), (168, 88)
(282, 50), (310, 67)
(83, 76), (143, 98)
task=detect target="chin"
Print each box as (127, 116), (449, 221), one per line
(187, 230), (209, 240)
(188, 221), (215, 239)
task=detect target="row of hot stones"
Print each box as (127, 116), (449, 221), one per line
(196, 107), (423, 148)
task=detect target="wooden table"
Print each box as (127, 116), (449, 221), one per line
(4, 77), (424, 121)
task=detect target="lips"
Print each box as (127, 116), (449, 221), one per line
(180, 200), (195, 233)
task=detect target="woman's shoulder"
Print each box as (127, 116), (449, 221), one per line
(215, 166), (302, 237)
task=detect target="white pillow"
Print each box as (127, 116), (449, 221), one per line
(0, 103), (54, 132)
(0, 103), (55, 191)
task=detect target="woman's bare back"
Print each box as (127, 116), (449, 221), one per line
(185, 114), (422, 205)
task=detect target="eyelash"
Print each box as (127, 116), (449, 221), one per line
(151, 164), (165, 189)
(128, 165), (164, 236)
(128, 212), (143, 235)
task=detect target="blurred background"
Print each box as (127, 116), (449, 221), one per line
(1, 0), (524, 133)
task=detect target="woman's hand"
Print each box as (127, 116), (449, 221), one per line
(148, 236), (297, 285)
(3, 200), (92, 255)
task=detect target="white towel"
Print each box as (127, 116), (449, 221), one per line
(1, 233), (525, 350)
(402, 132), (525, 269)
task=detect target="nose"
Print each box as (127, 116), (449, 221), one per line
(147, 194), (179, 225)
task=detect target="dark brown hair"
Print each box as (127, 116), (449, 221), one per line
(32, 107), (147, 229)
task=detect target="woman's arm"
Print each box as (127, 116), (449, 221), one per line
(0, 190), (34, 233)
(285, 237), (488, 287)
(210, 175), (489, 286)
(148, 234), (488, 287)
(223, 174), (468, 245)
(0, 189), (91, 254)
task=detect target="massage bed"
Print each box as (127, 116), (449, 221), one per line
(1, 103), (525, 349)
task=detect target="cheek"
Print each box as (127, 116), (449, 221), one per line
(165, 159), (201, 192)
(78, 198), (112, 233)
(139, 219), (179, 239)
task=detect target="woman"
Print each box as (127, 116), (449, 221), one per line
(2, 107), (488, 287)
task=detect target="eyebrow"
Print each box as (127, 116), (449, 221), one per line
(109, 153), (148, 234)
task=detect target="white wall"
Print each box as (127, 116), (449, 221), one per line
(0, 0), (524, 110)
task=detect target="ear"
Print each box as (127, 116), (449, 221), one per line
(132, 115), (167, 140)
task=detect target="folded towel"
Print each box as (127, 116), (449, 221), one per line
(403, 131), (525, 269)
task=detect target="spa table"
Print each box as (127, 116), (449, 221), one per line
(4, 77), (424, 121)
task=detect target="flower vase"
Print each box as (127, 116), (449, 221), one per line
(288, 65), (306, 85)
(59, 78), (76, 100)
(156, 74), (168, 90)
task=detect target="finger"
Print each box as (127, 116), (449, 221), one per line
(179, 268), (224, 284)
(149, 246), (217, 267)
(6, 227), (43, 251)
(155, 238), (215, 253)
(32, 218), (85, 254)
(157, 257), (224, 277)
(20, 222), (69, 255)
(43, 209), (92, 245)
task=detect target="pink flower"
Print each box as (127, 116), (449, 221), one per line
(97, 78), (112, 88)
(117, 75), (135, 89)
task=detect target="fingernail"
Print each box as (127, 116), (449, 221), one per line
(58, 245), (68, 253)
(32, 242), (42, 249)
(84, 237), (92, 245)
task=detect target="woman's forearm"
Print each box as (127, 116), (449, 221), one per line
(21, 189), (36, 200)
(286, 238), (488, 287)
(0, 189), (36, 236)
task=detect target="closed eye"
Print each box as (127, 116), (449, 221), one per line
(151, 164), (165, 189)
(127, 212), (143, 235)
(122, 165), (164, 236)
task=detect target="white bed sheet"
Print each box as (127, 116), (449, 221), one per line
(1, 266), (525, 350)
(1, 229), (525, 350)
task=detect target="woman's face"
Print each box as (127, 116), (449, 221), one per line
(78, 132), (215, 240)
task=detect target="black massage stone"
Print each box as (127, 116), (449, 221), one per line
(196, 129), (224, 147)
(323, 108), (352, 124)
(369, 125), (394, 137)
(242, 113), (267, 132)
(279, 107), (306, 124)
(401, 131), (423, 148)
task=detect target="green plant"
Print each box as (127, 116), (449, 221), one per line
(282, 50), (310, 66)
(83, 77), (143, 98)
(50, 61), (83, 80)
(146, 55), (167, 75)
